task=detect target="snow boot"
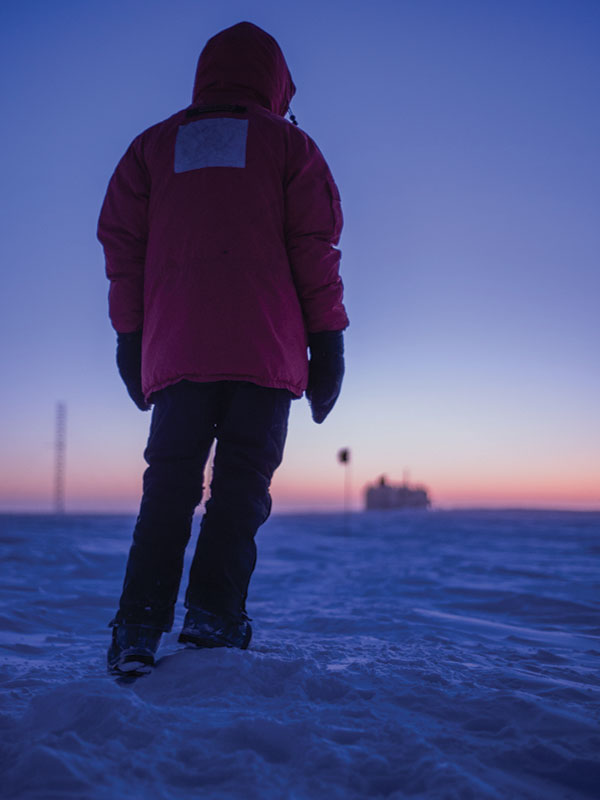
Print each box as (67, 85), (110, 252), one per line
(107, 623), (162, 675)
(178, 607), (252, 650)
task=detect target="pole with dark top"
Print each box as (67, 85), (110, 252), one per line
(337, 448), (351, 530)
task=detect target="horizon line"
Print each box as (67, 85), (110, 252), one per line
(1, 505), (599, 516)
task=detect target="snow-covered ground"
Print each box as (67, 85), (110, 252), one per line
(0, 510), (598, 799)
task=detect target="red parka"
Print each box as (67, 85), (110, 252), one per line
(98, 22), (348, 400)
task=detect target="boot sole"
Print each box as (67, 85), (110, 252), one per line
(107, 651), (155, 676)
(178, 628), (251, 650)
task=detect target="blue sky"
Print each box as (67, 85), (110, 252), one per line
(1, 0), (598, 511)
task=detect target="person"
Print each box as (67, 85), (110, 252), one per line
(97, 21), (349, 675)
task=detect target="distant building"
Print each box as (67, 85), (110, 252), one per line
(365, 475), (431, 510)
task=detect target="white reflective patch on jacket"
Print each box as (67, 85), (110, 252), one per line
(174, 118), (248, 172)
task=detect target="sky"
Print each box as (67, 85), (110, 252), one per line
(0, 0), (598, 512)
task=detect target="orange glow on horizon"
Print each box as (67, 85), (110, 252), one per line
(270, 473), (600, 512)
(1, 462), (598, 513)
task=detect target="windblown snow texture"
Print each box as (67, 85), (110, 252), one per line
(0, 511), (598, 799)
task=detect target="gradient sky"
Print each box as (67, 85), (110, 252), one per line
(1, 0), (598, 512)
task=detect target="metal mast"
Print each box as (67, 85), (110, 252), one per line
(54, 402), (67, 514)
(337, 448), (351, 523)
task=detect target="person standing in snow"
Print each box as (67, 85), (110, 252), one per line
(98, 22), (348, 675)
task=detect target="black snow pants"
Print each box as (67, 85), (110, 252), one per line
(110, 380), (292, 632)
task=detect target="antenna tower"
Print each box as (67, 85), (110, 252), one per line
(54, 402), (67, 514)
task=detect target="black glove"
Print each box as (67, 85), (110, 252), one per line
(306, 330), (345, 424)
(116, 331), (151, 411)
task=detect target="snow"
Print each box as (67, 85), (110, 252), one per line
(0, 510), (598, 799)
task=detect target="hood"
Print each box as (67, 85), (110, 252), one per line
(192, 22), (296, 117)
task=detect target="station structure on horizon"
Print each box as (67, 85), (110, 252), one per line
(365, 474), (431, 510)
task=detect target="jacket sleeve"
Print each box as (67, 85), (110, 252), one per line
(97, 137), (150, 333)
(284, 133), (349, 333)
